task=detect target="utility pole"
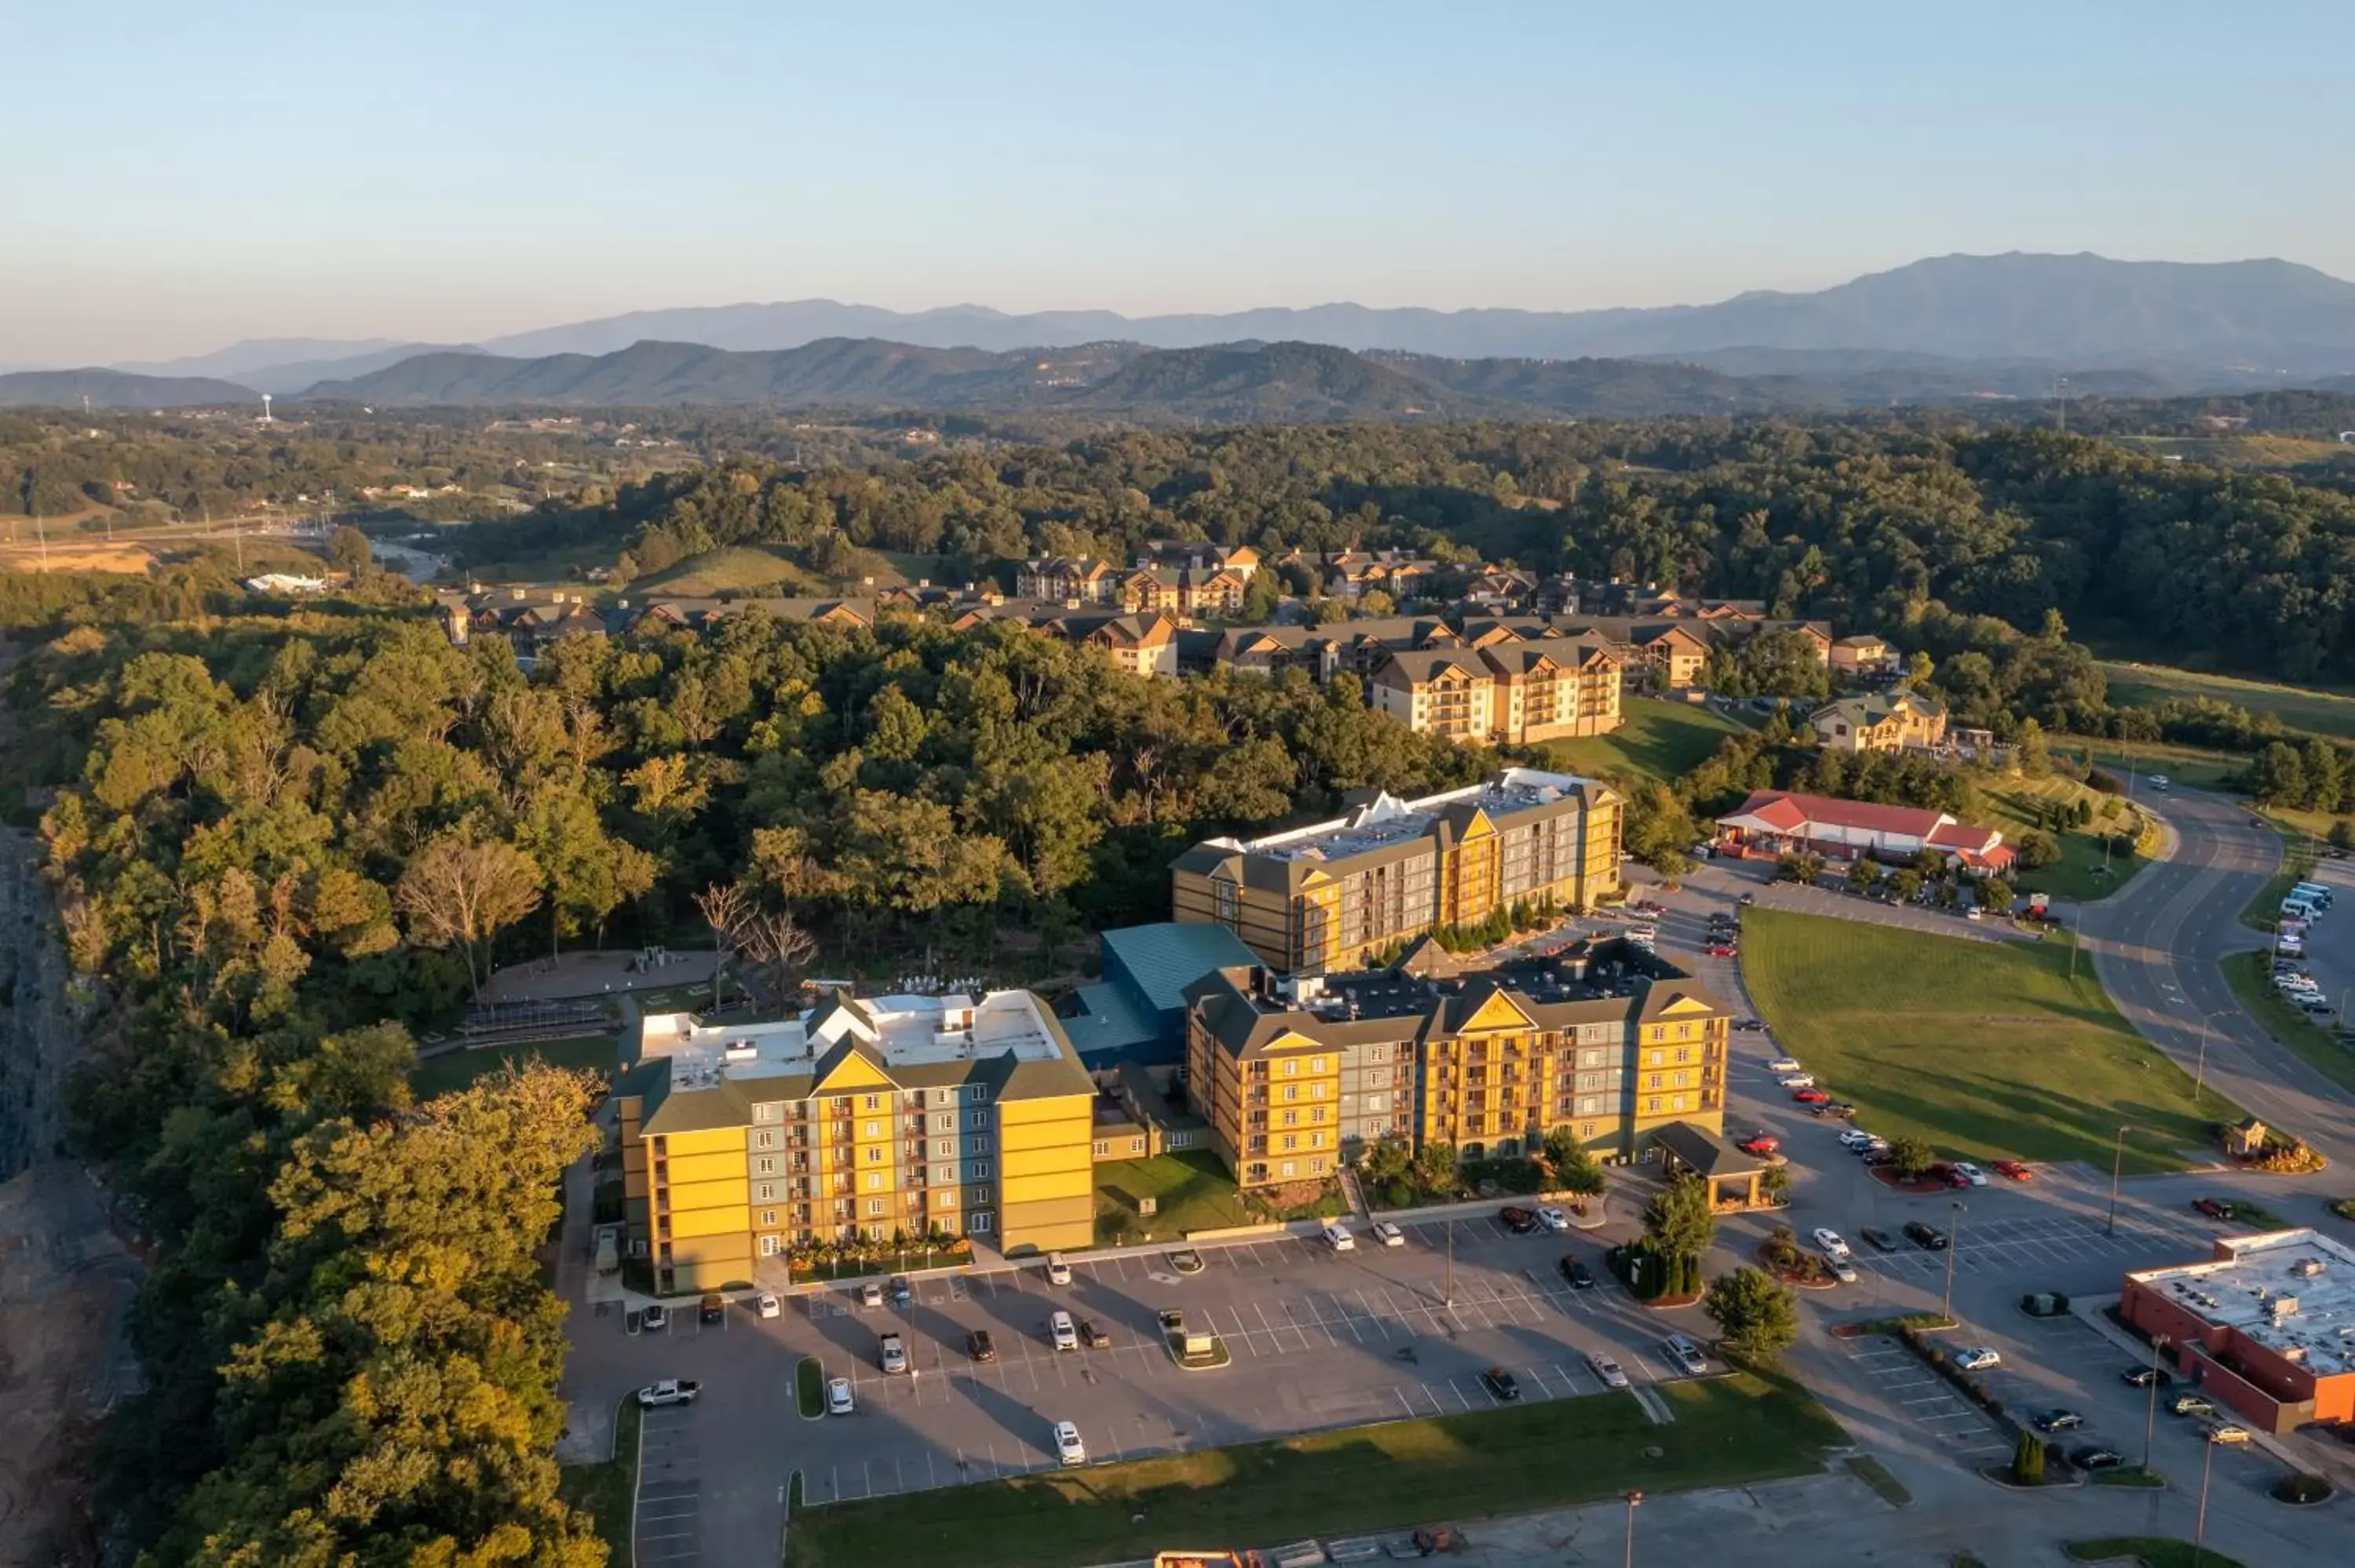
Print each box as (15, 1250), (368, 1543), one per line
(1941, 1200), (1966, 1322)
(2108, 1124), (2129, 1234)
(2193, 1435), (2216, 1566)
(2140, 1333), (2170, 1473)
(1443, 1218), (1455, 1307)
(1623, 1490), (1642, 1568)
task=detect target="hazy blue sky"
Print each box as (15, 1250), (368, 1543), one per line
(3, 0), (2348, 365)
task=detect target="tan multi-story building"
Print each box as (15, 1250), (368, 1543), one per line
(1367, 636), (1623, 745)
(1017, 557), (1122, 604)
(612, 989), (1097, 1293)
(1042, 610), (1179, 676)
(1808, 690), (1947, 753)
(1182, 959), (1731, 1188)
(1170, 768), (1622, 975)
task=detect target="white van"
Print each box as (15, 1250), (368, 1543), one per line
(2291, 883), (2334, 906)
(1321, 1220), (1355, 1252)
(2282, 899), (2318, 921)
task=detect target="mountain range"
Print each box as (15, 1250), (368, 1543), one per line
(10, 253), (2355, 414)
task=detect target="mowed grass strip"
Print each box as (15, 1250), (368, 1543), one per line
(2098, 660), (2355, 742)
(1539, 697), (1748, 786)
(1740, 909), (2240, 1172)
(783, 1372), (1842, 1568)
(2221, 952), (2355, 1099)
(408, 1033), (618, 1098)
(1094, 1149), (1257, 1242)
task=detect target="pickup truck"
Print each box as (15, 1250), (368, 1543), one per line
(879, 1333), (909, 1373)
(636, 1379), (702, 1407)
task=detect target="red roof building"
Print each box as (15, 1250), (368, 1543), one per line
(1713, 789), (2013, 871)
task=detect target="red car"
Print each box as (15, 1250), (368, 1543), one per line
(1708, 941), (1739, 957)
(2193, 1197), (2234, 1221)
(1791, 1088), (1831, 1104)
(1946, 1168), (1973, 1188)
(1992, 1159), (2032, 1181)
(1736, 1132), (1780, 1155)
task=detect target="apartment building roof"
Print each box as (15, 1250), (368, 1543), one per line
(2127, 1230), (2355, 1377)
(1373, 647), (1491, 686)
(626, 988), (1091, 1135)
(1477, 635), (1620, 676)
(1811, 691), (1944, 730)
(1172, 768), (1615, 893)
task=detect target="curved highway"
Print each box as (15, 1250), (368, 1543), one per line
(2079, 787), (2355, 1164)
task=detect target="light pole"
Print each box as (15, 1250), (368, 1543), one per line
(2107, 1123), (2129, 1235)
(1623, 1489), (1642, 1568)
(2141, 1333), (2170, 1474)
(1444, 1217), (1455, 1307)
(2193, 1434), (2217, 1566)
(1941, 1200), (1966, 1323)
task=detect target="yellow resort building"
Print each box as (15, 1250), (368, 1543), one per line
(1170, 768), (1623, 975)
(1181, 959), (1732, 1189)
(612, 988), (1097, 1294)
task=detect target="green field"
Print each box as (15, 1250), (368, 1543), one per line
(1980, 774), (2152, 902)
(2099, 660), (2355, 742)
(1538, 697), (1747, 785)
(636, 544), (833, 598)
(2068, 738), (2244, 792)
(1740, 909), (2240, 1172)
(1094, 1149), (1256, 1244)
(408, 1033), (618, 1098)
(783, 1371), (1842, 1568)
(557, 1397), (641, 1559)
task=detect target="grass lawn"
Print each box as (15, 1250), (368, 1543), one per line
(1537, 697), (1747, 786)
(1094, 1149), (1257, 1244)
(1740, 909), (2242, 1172)
(796, 1356), (825, 1419)
(409, 1033), (618, 1098)
(636, 544), (831, 597)
(2098, 660), (2355, 742)
(557, 1396), (641, 1557)
(2065, 1538), (2247, 1568)
(2221, 952), (2355, 1097)
(783, 1371), (1842, 1568)
(2064, 738), (2245, 793)
(2239, 822), (2317, 934)
(1981, 774), (2152, 902)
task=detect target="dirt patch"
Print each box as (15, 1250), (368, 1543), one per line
(0, 539), (160, 574)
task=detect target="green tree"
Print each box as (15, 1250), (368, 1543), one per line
(2012, 1430), (2047, 1486)
(326, 523), (372, 574)
(1977, 876), (2014, 916)
(1641, 1174), (1715, 1262)
(2251, 742), (2308, 807)
(392, 826), (544, 997)
(1703, 1265), (1799, 1358)
(1888, 1136), (1938, 1179)
(1542, 1125), (1608, 1197)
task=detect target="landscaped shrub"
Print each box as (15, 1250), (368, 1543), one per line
(2011, 1430), (2046, 1486)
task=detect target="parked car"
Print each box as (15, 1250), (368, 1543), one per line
(1827, 1255), (1858, 1284)
(1904, 1221), (1948, 1250)
(1813, 1102), (1858, 1119)
(1952, 1161), (1988, 1186)
(858, 1281), (883, 1309)
(1499, 1206), (1539, 1234)
(756, 1292), (781, 1318)
(1322, 1220), (1356, 1250)
(641, 1304), (669, 1333)
(890, 1275), (911, 1306)
(2171, 1395), (2215, 1418)
(1812, 1227), (1851, 1260)
(1740, 892), (1758, 905)
(1736, 1132), (1780, 1155)
(2120, 1366), (2174, 1388)
(1557, 1254), (1597, 1289)
(827, 1377), (854, 1416)
(2071, 1446), (2126, 1471)
(1860, 1227), (1897, 1253)
(1707, 941), (1739, 957)
(1952, 1347), (2002, 1372)
(1765, 1057), (1802, 1073)
(1048, 1311), (1079, 1351)
(1046, 1253), (1072, 1285)
(1372, 1221), (1406, 1248)
(2192, 1198), (2235, 1221)
(1992, 1159), (2032, 1181)
(966, 1329), (997, 1362)
(1776, 1074), (1816, 1088)
(1793, 1088), (1831, 1104)
(2034, 1409), (2085, 1433)
(879, 1333), (907, 1374)
(700, 1293), (725, 1325)
(1734, 1018), (1768, 1032)
(1662, 1333), (1709, 1376)
(1587, 1351), (1630, 1390)
(1053, 1420), (1087, 1465)
(636, 1379), (701, 1408)
(1168, 1248), (1205, 1274)
(1079, 1318), (1112, 1349)
(1480, 1366), (1521, 1401)
(2206, 1421), (2252, 1445)
(1536, 1205), (1570, 1233)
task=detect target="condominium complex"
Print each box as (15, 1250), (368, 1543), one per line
(1367, 635), (1623, 743)
(1170, 768), (1623, 975)
(612, 988), (1096, 1293)
(1182, 955), (1732, 1190)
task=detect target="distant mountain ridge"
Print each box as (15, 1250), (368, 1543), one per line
(0, 367), (261, 410)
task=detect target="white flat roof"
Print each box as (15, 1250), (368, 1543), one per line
(640, 989), (1064, 1087)
(2130, 1229), (2355, 1377)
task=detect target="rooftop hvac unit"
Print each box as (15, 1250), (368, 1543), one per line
(2269, 1295), (2301, 1321)
(2291, 1258), (2325, 1278)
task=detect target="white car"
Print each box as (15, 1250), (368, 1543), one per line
(1587, 1351), (1630, 1390)
(1776, 1074), (1816, 1089)
(1661, 1333), (1708, 1376)
(1953, 1346), (2002, 1372)
(1371, 1221), (1405, 1248)
(1812, 1227), (1851, 1261)
(827, 1377), (854, 1416)
(1766, 1058), (1802, 1074)
(1952, 1161), (1988, 1187)
(1321, 1220), (1355, 1251)
(1046, 1253), (1072, 1286)
(1053, 1420), (1087, 1464)
(858, 1281), (883, 1309)
(1049, 1310), (1079, 1351)
(636, 1379), (701, 1407)
(756, 1293), (780, 1319)
(879, 1333), (907, 1374)
(1535, 1206), (1569, 1233)
(1827, 1256), (1859, 1284)
(1838, 1129), (1875, 1150)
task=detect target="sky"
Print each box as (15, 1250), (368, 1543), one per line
(2, 0), (2350, 366)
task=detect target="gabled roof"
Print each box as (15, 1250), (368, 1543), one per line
(1718, 789), (1949, 839)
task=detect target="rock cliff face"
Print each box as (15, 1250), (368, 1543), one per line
(1, 826), (75, 1179)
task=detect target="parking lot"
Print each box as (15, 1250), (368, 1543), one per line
(1832, 1333), (2012, 1460)
(1845, 1210), (2204, 1282)
(634, 1403), (703, 1568)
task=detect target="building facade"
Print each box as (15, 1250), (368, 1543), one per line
(612, 989), (1096, 1293)
(1170, 768), (1623, 975)
(2118, 1229), (2355, 1434)
(1183, 962), (1731, 1190)
(1809, 691), (1948, 753)
(1712, 789), (2014, 872)
(1367, 637), (1623, 745)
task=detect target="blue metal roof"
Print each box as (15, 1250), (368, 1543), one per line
(1101, 921), (1258, 1018)
(1060, 980), (1164, 1064)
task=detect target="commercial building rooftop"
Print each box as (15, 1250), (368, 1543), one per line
(2127, 1229), (2355, 1377)
(638, 988), (1068, 1091)
(1218, 766), (1606, 866)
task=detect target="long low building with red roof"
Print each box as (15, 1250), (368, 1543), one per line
(1712, 789), (2014, 872)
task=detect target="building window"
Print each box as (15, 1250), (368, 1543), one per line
(1282, 1110), (1297, 1127)
(1280, 1161), (1296, 1179)
(1311, 1158), (1328, 1175)
(1093, 1140), (1108, 1157)
(1130, 1137), (1145, 1154)
(1310, 1057), (1325, 1074)
(1645, 1096), (1662, 1114)
(1283, 1085), (1298, 1102)
(1283, 1060), (1298, 1077)
(865, 1172), (882, 1191)
(761, 1209), (778, 1227)
(1647, 1050), (1663, 1067)
(1282, 1136), (1297, 1151)
(1311, 1132), (1325, 1148)
(936, 1188), (956, 1208)
(969, 1212), (992, 1234)
(969, 1161), (991, 1180)
(934, 1164), (955, 1183)
(755, 1182), (776, 1202)
(969, 1110), (988, 1129)
(865, 1146), (883, 1163)
(867, 1199), (885, 1216)
(864, 1094), (881, 1111)
(758, 1234), (782, 1256)
(1311, 1083), (1327, 1099)
(754, 1102), (777, 1122)
(864, 1120), (880, 1138)
(755, 1157), (777, 1176)
(969, 1085), (988, 1103)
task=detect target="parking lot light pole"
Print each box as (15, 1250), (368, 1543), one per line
(2107, 1123), (2129, 1235)
(1623, 1490), (1642, 1568)
(2141, 1333), (2171, 1473)
(1941, 1201), (1966, 1323)
(1444, 1218), (1454, 1307)
(2194, 1435), (2217, 1566)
